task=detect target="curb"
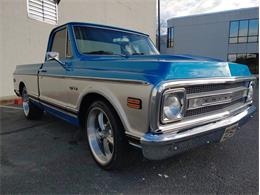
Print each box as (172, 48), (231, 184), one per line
(0, 98), (22, 105)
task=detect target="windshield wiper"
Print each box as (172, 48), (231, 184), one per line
(132, 52), (145, 55)
(83, 50), (127, 57)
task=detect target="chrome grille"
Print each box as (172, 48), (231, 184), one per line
(185, 82), (247, 94)
(184, 81), (249, 118)
(185, 98), (246, 117)
(150, 76), (255, 133)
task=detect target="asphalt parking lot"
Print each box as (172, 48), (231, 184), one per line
(0, 87), (258, 194)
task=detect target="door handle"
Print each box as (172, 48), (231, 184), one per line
(39, 68), (47, 73)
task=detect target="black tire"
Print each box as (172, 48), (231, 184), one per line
(85, 100), (129, 170)
(21, 87), (43, 120)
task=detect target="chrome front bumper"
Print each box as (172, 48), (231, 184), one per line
(141, 105), (256, 160)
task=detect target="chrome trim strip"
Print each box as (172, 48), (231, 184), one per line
(143, 105), (256, 144)
(72, 24), (149, 37)
(129, 142), (142, 149)
(149, 76), (256, 133)
(159, 101), (252, 132)
(71, 24), (158, 58)
(29, 95), (78, 118)
(40, 101), (78, 118)
(14, 73), (150, 85)
(141, 105), (256, 160)
(166, 106), (256, 141)
(13, 73), (150, 85)
(125, 131), (144, 140)
(188, 97), (245, 110)
(28, 94), (78, 115)
(157, 76), (255, 92)
(28, 93), (38, 99)
(39, 74), (150, 85)
(186, 87), (248, 110)
(13, 73), (36, 76)
(186, 86), (248, 99)
(160, 88), (187, 124)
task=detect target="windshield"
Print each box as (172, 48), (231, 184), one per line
(73, 26), (159, 56)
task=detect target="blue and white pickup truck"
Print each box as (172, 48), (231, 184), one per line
(13, 22), (256, 170)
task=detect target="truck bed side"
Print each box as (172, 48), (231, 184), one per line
(13, 63), (42, 98)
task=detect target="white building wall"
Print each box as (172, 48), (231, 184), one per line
(0, 0), (156, 98)
(164, 7), (258, 60)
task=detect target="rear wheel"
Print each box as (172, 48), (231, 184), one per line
(85, 100), (128, 170)
(22, 87), (43, 120)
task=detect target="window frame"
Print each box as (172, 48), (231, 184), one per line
(228, 18), (259, 44)
(72, 24), (159, 56)
(66, 29), (73, 58)
(167, 27), (174, 48)
(50, 27), (73, 60)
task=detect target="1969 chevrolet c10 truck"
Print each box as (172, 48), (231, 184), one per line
(13, 22), (256, 170)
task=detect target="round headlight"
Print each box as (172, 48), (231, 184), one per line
(247, 82), (254, 101)
(161, 89), (186, 123)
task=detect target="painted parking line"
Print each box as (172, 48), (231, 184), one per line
(0, 105), (23, 110)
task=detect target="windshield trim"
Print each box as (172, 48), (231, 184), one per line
(72, 24), (159, 57)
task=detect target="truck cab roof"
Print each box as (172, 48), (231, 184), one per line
(51, 22), (149, 37)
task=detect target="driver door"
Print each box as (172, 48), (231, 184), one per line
(38, 27), (72, 110)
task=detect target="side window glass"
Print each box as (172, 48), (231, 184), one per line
(51, 29), (66, 59)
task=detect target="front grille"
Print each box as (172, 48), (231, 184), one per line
(184, 98), (246, 117)
(185, 82), (247, 94)
(183, 81), (249, 118)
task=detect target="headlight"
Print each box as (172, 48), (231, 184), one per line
(247, 81), (255, 101)
(161, 88), (186, 124)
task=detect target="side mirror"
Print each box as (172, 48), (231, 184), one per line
(46, 51), (59, 61)
(45, 51), (70, 71)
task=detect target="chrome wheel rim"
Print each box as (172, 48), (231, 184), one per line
(87, 107), (114, 165)
(22, 89), (29, 116)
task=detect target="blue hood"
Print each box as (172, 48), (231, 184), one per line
(73, 54), (252, 85)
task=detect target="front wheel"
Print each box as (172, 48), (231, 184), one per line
(22, 87), (43, 120)
(85, 101), (128, 170)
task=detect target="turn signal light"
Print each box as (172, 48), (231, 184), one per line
(127, 97), (142, 109)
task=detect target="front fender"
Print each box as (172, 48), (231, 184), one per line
(75, 80), (153, 138)
(77, 86), (130, 131)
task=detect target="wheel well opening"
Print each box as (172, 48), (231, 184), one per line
(19, 82), (25, 96)
(79, 93), (123, 129)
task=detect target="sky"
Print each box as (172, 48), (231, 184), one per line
(160, 0), (259, 34)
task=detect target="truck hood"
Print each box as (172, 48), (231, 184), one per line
(76, 54), (252, 85)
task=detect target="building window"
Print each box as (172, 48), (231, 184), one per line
(27, 0), (58, 25)
(229, 19), (259, 44)
(227, 53), (259, 74)
(167, 27), (174, 48)
(248, 19), (259, 42)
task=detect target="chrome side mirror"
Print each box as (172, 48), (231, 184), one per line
(46, 51), (59, 61)
(45, 51), (70, 71)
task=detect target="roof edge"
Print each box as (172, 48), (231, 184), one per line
(167, 6), (259, 22)
(54, 22), (149, 36)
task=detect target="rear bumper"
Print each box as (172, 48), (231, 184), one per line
(141, 105), (256, 160)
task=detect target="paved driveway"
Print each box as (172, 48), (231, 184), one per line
(0, 86), (258, 194)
